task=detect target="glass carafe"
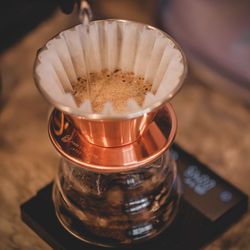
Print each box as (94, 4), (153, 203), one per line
(53, 150), (181, 247)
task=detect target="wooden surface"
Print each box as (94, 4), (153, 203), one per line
(0, 1), (250, 249)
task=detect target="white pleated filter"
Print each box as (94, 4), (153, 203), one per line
(35, 20), (185, 116)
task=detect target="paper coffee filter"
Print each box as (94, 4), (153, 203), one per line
(35, 20), (185, 117)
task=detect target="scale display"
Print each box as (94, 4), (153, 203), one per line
(171, 145), (246, 222)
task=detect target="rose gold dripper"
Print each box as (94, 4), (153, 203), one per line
(34, 19), (186, 149)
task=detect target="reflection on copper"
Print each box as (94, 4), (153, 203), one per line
(53, 111), (69, 136)
(48, 103), (177, 173)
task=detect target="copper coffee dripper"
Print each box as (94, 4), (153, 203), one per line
(34, 21), (186, 155)
(34, 25), (186, 170)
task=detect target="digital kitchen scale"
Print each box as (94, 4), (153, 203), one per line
(21, 144), (248, 250)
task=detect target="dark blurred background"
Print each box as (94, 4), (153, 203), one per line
(0, 1), (57, 54)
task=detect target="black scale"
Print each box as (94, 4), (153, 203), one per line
(21, 144), (248, 250)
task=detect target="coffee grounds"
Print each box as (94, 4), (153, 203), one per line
(72, 69), (152, 113)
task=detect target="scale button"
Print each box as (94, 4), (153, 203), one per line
(220, 191), (232, 202)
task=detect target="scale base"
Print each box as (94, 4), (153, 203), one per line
(21, 145), (248, 250)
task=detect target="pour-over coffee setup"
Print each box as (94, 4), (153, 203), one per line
(21, 1), (247, 249)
